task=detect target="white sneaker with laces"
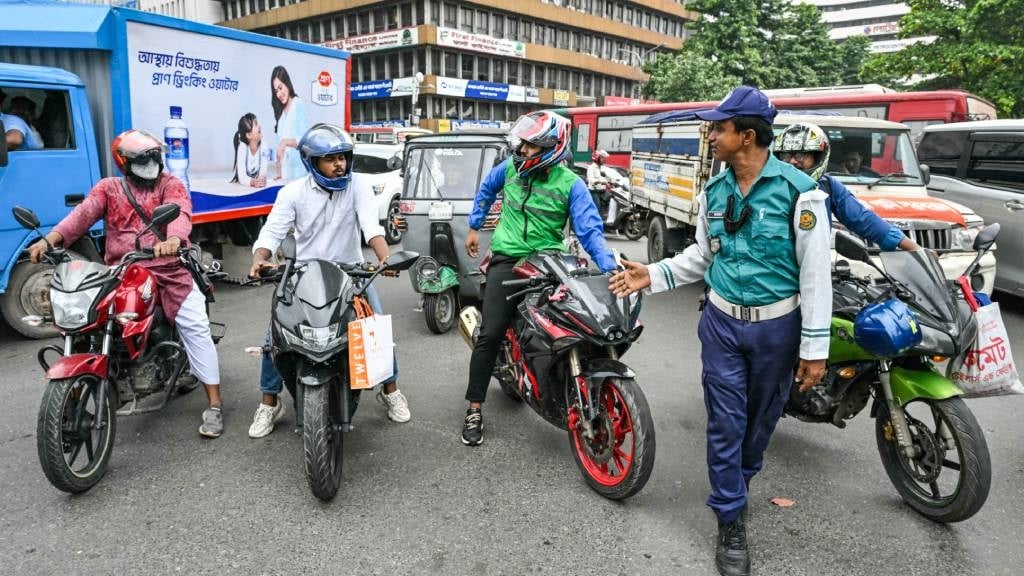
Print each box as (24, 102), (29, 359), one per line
(248, 400), (286, 438)
(377, 389), (411, 423)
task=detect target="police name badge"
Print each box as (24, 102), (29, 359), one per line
(798, 210), (817, 231)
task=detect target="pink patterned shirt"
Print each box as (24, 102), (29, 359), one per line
(54, 173), (194, 321)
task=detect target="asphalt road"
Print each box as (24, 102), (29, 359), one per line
(1, 237), (1023, 576)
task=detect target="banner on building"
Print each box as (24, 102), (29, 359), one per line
(351, 77), (415, 100)
(352, 120), (408, 128)
(525, 87), (540, 103)
(553, 90), (570, 106)
(322, 27), (419, 54)
(436, 26), (526, 59)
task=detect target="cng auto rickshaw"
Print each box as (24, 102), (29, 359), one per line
(394, 131), (510, 333)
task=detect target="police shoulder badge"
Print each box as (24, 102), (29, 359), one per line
(798, 210), (816, 230)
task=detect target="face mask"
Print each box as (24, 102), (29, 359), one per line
(131, 159), (161, 180)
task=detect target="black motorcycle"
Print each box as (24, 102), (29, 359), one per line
(250, 237), (418, 501)
(458, 251), (655, 500)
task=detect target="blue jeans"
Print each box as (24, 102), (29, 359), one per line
(259, 283), (399, 395)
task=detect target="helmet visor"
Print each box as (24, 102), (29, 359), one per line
(510, 115), (558, 148)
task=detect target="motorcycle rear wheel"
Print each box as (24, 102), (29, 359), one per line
(37, 376), (116, 493)
(623, 215), (644, 241)
(302, 384), (343, 501)
(875, 396), (991, 523)
(568, 377), (655, 500)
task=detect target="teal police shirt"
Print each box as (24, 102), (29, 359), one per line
(703, 156), (818, 307)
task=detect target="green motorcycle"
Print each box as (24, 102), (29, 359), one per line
(785, 226), (999, 523)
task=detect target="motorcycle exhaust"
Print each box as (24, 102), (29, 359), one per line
(458, 306), (481, 350)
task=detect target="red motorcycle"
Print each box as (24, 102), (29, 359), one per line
(12, 204), (223, 493)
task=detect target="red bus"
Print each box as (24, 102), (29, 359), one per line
(553, 90), (997, 170)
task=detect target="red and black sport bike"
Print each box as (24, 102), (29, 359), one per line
(12, 204), (223, 494)
(459, 251), (654, 500)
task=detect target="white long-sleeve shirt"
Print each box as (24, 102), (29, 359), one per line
(646, 188), (833, 360)
(253, 173), (384, 265)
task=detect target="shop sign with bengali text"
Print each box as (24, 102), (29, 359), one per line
(436, 26), (526, 59)
(321, 27), (419, 54)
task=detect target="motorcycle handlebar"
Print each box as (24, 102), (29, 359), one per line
(502, 277), (538, 290)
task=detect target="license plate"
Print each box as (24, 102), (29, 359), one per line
(428, 201), (454, 221)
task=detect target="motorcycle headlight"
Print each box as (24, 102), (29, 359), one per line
(51, 287), (101, 329)
(283, 323), (345, 354)
(951, 225), (981, 251)
(417, 257), (439, 281)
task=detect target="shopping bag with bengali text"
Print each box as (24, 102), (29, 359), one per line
(943, 303), (1023, 398)
(348, 314), (394, 390)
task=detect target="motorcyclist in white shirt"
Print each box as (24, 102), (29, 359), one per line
(246, 124), (411, 438)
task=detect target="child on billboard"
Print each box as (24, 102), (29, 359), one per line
(231, 112), (269, 187)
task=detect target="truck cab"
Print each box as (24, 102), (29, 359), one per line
(0, 64), (103, 338)
(629, 112), (996, 291)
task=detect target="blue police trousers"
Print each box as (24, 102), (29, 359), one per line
(698, 302), (801, 523)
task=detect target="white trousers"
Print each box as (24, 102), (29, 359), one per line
(175, 282), (220, 385)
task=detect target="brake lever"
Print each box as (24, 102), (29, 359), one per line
(506, 285), (545, 302)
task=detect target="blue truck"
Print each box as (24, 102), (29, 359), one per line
(0, 1), (351, 337)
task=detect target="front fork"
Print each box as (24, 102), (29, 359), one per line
(569, 346), (619, 439)
(878, 360), (915, 458)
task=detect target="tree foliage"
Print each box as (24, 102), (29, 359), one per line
(862, 0), (1024, 116)
(645, 0), (871, 102)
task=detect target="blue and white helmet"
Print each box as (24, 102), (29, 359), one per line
(299, 123), (355, 192)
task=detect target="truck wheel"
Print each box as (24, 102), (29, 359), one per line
(647, 216), (669, 263)
(1, 249), (85, 339)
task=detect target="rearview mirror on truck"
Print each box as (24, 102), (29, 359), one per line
(0, 119), (8, 167)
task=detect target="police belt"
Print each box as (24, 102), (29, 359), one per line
(708, 289), (799, 323)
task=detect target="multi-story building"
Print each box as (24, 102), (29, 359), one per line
(803, 0), (936, 53)
(140, 0), (225, 23)
(218, 0), (692, 130)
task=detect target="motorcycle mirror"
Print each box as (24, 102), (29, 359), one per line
(11, 206), (40, 230)
(834, 231), (871, 263)
(0, 119), (8, 167)
(384, 250), (420, 271)
(150, 203), (181, 226)
(973, 222), (1000, 251)
(280, 234), (297, 262)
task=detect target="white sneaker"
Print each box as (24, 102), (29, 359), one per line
(377, 389), (411, 423)
(248, 400), (286, 438)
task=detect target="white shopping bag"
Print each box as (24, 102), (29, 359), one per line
(348, 314), (395, 390)
(945, 303), (1024, 398)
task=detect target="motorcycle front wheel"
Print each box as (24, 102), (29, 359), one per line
(623, 215), (644, 241)
(302, 384), (343, 501)
(37, 376), (116, 493)
(875, 396), (991, 523)
(568, 377), (655, 500)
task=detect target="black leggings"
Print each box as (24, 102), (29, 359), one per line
(465, 254), (522, 403)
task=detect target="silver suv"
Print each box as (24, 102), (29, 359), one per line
(918, 120), (1024, 295)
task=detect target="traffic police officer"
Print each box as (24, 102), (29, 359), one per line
(610, 86), (832, 576)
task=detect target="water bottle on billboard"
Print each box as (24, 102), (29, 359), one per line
(164, 106), (190, 190)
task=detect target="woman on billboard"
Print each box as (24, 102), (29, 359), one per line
(231, 113), (268, 187)
(270, 65), (307, 181)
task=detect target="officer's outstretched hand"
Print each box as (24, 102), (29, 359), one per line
(610, 258), (650, 297)
(795, 359), (827, 392)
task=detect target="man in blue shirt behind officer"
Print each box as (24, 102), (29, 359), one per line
(611, 86), (832, 576)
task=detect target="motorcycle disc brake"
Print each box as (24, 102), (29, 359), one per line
(580, 411), (616, 465)
(899, 415), (943, 484)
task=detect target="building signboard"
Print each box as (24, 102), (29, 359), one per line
(436, 26), (526, 58)
(321, 27), (419, 54)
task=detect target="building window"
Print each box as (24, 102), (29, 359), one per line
(615, 3), (623, 20)
(507, 16), (518, 40)
(547, 26), (556, 47)
(507, 60), (519, 85)
(374, 55), (386, 78)
(461, 53), (474, 78)
(461, 7), (474, 32)
(523, 21), (533, 43)
(402, 2), (414, 27)
(478, 102), (491, 121)
(521, 63), (532, 86)
(547, 67), (557, 89)
(311, 22), (322, 44)
(558, 29), (569, 49)
(299, 24), (309, 43)
(444, 51), (458, 76)
(360, 59), (371, 83)
(493, 14), (504, 38)
(476, 10), (489, 34)
(388, 53), (400, 77)
(559, 69), (569, 90)
(461, 101), (475, 119)
(374, 7), (387, 32)
(430, 0), (440, 25)
(493, 59), (504, 83)
(444, 3), (457, 27)
(583, 73), (592, 97)
(358, 11), (370, 34)
(257, 0), (265, 11)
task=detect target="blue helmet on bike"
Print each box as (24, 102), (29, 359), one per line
(853, 298), (922, 357)
(299, 123), (355, 192)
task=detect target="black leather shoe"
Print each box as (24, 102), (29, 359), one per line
(716, 517), (750, 576)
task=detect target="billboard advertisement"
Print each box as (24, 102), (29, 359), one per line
(126, 21), (348, 220)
